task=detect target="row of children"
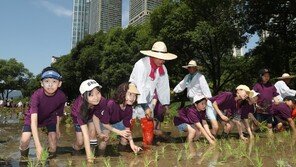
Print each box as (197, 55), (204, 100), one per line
(18, 41), (296, 163)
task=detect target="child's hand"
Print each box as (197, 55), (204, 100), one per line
(145, 108), (153, 120)
(221, 115), (229, 122)
(36, 146), (43, 160)
(131, 144), (142, 153)
(98, 133), (109, 141)
(120, 129), (131, 138)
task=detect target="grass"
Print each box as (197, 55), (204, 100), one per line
(117, 158), (126, 167)
(144, 156), (153, 167)
(254, 148), (263, 167)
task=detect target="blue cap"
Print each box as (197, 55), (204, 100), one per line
(41, 70), (62, 80)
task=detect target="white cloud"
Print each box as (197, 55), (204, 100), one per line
(35, 0), (72, 17)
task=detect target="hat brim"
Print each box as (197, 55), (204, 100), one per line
(182, 65), (198, 69)
(277, 75), (295, 80)
(140, 50), (177, 60)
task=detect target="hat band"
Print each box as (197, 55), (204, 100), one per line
(151, 49), (167, 54)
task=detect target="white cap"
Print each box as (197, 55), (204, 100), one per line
(79, 79), (102, 94)
(193, 94), (206, 103)
(249, 90), (259, 98)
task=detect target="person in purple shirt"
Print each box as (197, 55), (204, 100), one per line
(239, 90), (260, 139)
(270, 96), (296, 133)
(253, 69), (280, 133)
(19, 67), (66, 159)
(71, 79), (107, 163)
(174, 95), (216, 145)
(96, 82), (142, 155)
(208, 85), (251, 140)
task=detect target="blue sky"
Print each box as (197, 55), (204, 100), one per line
(0, 0), (256, 76)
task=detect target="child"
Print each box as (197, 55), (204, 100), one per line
(71, 79), (107, 163)
(174, 94), (216, 144)
(253, 69), (279, 132)
(208, 85), (251, 140)
(239, 90), (260, 138)
(19, 67), (66, 159)
(270, 96), (296, 133)
(96, 82), (142, 154)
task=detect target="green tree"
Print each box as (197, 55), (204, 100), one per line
(150, 0), (249, 94)
(0, 58), (33, 99)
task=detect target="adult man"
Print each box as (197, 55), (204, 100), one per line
(275, 73), (296, 101)
(173, 60), (218, 135)
(129, 41), (177, 147)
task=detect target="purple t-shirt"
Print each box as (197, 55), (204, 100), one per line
(239, 102), (255, 119)
(173, 105), (206, 126)
(209, 92), (237, 114)
(98, 99), (133, 128)
(71, 96), (107, 125)
(253, 82), (279, 108)
(270, 103), (292, 120)
(24, 88), (66, 126)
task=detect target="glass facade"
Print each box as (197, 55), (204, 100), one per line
(129, 0), (162, 26)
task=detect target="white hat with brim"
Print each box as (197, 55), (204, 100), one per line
(236, 85), (251, 95)
(277, 73), (295, 80)
(140, 41), (177, 60)
(193, 95), (206, 104)
(249, 90), (259, 98)
(182, 60), (198, 69)
(79, 79), (102, 94)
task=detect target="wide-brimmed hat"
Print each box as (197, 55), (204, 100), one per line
(277, 73), (295, 80)
(140, 41), (177, 60)
(128, 83), (140, 95)
(249, 90), (259, 98)
(79, 79), (102, 94)
(182, 60), (198, 69)
(236, 85), (251, 95)
(193, 94), (206, 104)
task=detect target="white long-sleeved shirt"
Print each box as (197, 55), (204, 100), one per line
(274, 80), (296, 101)
(129, 57), (170, 105)
(173, 72), (212, 101)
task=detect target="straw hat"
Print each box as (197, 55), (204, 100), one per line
(277, 73), (295, 80)
(128, 83), (140, 95)
(182, 60), (198, 69)
(140, 41), (177, 60)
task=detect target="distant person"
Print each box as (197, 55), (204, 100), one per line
(173, 60), (217, 136)
(71, 79), (107, 163)
(129, 41), (177, 148)
(19, 67), (66, 159)
(96, 82), (142, 155)
(274, 73), (296, 101)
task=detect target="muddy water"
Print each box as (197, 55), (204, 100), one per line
(1, 111), (296, 167)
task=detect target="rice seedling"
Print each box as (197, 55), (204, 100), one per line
(67, 158), (72, 166)
(117, 157), (126, 167)
(144, 156), (153, 167)
(40, 149), (49, 167)
(103, 157), (111, 167)
(27, 158), (38, 167)
(170, 143), (178, 151)
(81, 160), (87, 167)
(177, 150), (183, 162)
(154, 150), (159, 162)
(254, 148), (263, 167)
(276, 159), (286, 167)
(161, 144), (169, 156)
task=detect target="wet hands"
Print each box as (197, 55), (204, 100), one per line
(220, 115), (229, 122)
(130, 144), (142, 154)
(36, 146), (43, 160)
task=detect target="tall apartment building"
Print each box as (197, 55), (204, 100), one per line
(71, 0), (90, 48)
(71, 0), (122, 48)
(89, 0), (122, 34)
(129, 0), (162, 26)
